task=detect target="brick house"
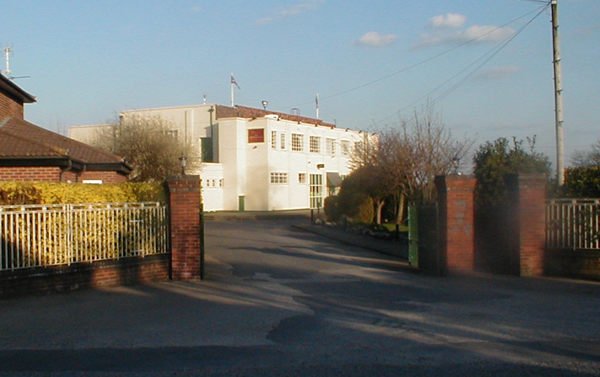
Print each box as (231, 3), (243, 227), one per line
(0, 74), (131, 183)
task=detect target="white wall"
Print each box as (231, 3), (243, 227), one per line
(68, 103), (370, 212)
(199, 163), (224, 211)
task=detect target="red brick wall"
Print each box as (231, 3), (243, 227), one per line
(436, 175), (477, 274)
(506, 174), (547, 276)
(0, 255), (169, 298)
(0, 92), (24, 120)
(81, 171), (128, 183)
(0, 167), (128, 183)
(167, 175), (202, 280)
(0, 166), (62, 181)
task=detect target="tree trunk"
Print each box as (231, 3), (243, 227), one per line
(396, 192), (406, 225)
(376, 200), (385, 224)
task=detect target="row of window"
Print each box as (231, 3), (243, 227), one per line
(266, 130), (352, 156)
(270, 172), (327, 185)
(203, 178), (223, 189)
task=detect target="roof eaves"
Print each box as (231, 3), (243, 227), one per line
(0, 73), (36, 103)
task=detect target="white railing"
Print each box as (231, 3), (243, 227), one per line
(0, 202), (168, 272)
(546, 199), (600, 250)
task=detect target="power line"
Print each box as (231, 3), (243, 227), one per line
(431, 3), (549, 103)
(289, 3), (550, 113)
(370, 2), (550, 127)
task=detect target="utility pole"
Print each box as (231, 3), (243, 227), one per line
(552, 0), (565, 186)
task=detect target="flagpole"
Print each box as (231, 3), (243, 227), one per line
(230, 73), (234, 107)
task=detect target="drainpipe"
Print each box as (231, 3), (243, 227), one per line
(59, 159), (73, 182)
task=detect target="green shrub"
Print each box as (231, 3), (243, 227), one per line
(355, 197), (374, 224)
(324, 195), (341, 222)
(563, 166), (600, 198)
(0, 182), (166, 205)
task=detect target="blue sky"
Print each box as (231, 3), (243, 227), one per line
(2, 0), (599, 167)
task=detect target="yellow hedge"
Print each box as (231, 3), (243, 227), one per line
(0, 182), (166, 205)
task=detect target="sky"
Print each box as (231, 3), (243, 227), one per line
(1, 0), (599, 170)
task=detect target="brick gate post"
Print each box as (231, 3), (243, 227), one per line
(506, 174), (547, 277)
(435, 175), (477, 274)
(167, 175), (202, 280)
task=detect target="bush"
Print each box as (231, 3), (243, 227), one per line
(355, 197), (374, 224)
(324, 195), (341, 222)
(0, 182), (166, 205)
(563, 166), (600, 198)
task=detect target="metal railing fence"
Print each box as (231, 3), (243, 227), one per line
(546, 198), (600, 250)
(0, 202), (168, 271)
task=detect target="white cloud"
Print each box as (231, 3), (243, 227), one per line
(475, 65), (520, 80)
(430, 13), (466, 28)
(462, 25), (515, 42)
(355, 31), (398, 47)
(256, 0), (324, 25)
(416, 24), (515, 48)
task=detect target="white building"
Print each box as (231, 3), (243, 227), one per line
(69, 104), (373, 212)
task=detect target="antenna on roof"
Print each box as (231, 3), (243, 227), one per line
(2, 46), (12, 77)
(2, 45), (30, 80)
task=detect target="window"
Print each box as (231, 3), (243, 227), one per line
(309, 174), (323, 208)
(309, 136), (321, 153)
(280, 133), (286, 150)
(341, 140), (350, 156)
(326, 138), (336, 157)
(270, 172), (288, 184)
(200, 137), (213, 162)
(298, 173), (306, 184)
(354, 141), (364, 155)
(271, 131), (277, 149)
(248, 128), (265, 143)
(166, 130), (178, 140)
(292, 133), (303, 152)
(219, 179), (224, 187)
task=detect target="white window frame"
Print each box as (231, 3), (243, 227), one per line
(292, 133), (304, 152)
(270, 172), (288, 184)
(310, 136), (321, 153)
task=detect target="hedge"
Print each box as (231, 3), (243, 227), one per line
(0, 182), (166, 205)
(564, 166), (600, 198)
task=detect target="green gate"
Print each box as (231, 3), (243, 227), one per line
(408, 205), (419, 268)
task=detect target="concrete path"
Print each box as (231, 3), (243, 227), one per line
(0, 218), (599, 376)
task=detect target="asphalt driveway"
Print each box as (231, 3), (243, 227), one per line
(0, 218), (599, 376)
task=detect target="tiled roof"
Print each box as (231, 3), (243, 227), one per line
(215, 105), (336, 128)
(0, 117), (131, 173)
(0, 117), (125, 164)
(0, 128), (67, 158)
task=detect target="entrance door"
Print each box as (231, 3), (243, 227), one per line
(309, 174), (323, 209)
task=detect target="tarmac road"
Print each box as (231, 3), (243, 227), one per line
(0, 218), (599, 376)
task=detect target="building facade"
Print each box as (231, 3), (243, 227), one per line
(70, 104), (372, 211)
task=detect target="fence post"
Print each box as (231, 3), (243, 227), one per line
(506, 174), (547, 276)
(435, 175), (477, 274)
(167, 175), (203, 280)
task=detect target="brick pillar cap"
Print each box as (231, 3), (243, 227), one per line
(167, 175), (200, 183)
(435, 175), (476, 191)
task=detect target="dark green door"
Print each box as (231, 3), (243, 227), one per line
(408, 204), (418, 268)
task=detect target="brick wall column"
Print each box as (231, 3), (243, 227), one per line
(167, 175), (202, 280)
(435, 175), (477, 273)
(506, 174), (547, 277)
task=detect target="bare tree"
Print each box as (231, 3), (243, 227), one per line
(92, 115), (195, 182)
(374, 104), (472, 223)
(571, 139), (600, 167)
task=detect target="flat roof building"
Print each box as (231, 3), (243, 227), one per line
(69, 103), (373, 211)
